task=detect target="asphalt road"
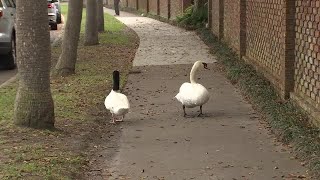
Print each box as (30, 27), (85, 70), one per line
(0, 23), (64, 86)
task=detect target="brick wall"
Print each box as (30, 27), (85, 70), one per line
(149, 0), (158, 15)
(182, 0), (192, 11)
(106, 0), (127, 8)
(245, 0), (285, 91)
(138, 0), (148, 12)
(170, 0), (183, 20)
(160, 0), (169, 18)
(208, 0), (319, 125)
(211, 0), (222, 38)
(121, 0), (128, 7)
(128, 0), (137, 9)
(223, 0), (240, 52)
(293, 0), (320, 109)
(115, 0), (189, 19)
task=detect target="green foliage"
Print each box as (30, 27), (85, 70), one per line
(176, 3), (208, 28)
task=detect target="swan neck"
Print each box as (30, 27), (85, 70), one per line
(113, 71), (120, 91)
(190, 64), (199, 84)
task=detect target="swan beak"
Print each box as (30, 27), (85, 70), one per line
(202, 63), (210, 70)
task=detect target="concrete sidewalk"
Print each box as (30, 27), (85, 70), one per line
(104, 9), (308, 179)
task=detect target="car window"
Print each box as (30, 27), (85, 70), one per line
(3, 0), (13, 7)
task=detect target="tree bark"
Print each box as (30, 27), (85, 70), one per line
(14, 0), (55, 129)
(83, 0), (87, 8)
(97, 0), (105, 32)
(55, 0), (84, 76)
(84, 0), (99, 45)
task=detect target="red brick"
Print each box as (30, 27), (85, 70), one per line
(148, 0), (158, 15)
(159, 0), (169, 18)
(138, 0), (148, 12)
(170, 0), (183, 19)
(223, 0), (241, 52)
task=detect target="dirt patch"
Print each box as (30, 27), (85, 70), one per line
(0, 26), (139, 179)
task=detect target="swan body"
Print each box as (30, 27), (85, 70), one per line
(104, 90), (130, 116)
(104, 71), (130, 123)
(175, 82), (209, 108)
(175, 61), (210, 116)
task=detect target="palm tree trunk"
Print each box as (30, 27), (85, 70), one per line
(14, 0), (55, 129)
(55, 0), (84, 76)
(97, 0), (105, 32)
(84, 0), (99, 45)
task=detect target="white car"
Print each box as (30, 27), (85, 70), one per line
(48, 0), (58, 30)
(0, 0), (16, 69)
(54, 0), (61, 24)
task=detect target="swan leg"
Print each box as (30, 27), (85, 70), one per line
(110, 114), (116, 124)
(197, 106), (204, 117)
(183, 105), (187, 117)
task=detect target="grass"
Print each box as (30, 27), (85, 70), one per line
(98, 13), (128, 44)
(79, 6), (128, 45)
(61, 4), (68, 16)
(0, 83), (16, 122)
(0, 4), (139, 179)
(196, 27), (320, 178)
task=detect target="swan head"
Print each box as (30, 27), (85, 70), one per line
(193, 61), (209, 70)
(189, 61), (209, 84)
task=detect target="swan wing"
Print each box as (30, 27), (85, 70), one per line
(104, 91), (130, 112)
(175, 83), (209, 107)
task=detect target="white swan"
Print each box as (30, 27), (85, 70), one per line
(175, 61), (210, 117)
(104, 70), (130, 124)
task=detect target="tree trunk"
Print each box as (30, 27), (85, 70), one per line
(14, 0), (55, 129)
(83, 0), (86, 8)
(55, 0), (84, 76)
(97, 0), (105, 32)
(84, 0), (99, 45)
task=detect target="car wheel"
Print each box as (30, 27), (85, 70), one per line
(3, 35), (17, 70)
(51, 23), (58, 30)
(57, 14), (62, 24)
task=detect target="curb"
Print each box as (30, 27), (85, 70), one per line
(0, 74), (17, 89)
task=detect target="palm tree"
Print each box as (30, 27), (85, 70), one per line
(55, 0), (84, 76)
(97, 0), (105, 32)
(14, 0), (55, 129)
(84, 0), (99, 45)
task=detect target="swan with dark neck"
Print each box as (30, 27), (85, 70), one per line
(104, 70), (130, 123)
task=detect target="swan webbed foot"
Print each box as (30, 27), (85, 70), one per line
(183, 105), (187, 117)
(197, 113), (204, 117)
(116, 115), (124, 122)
